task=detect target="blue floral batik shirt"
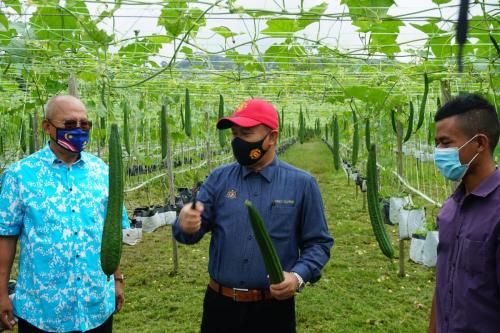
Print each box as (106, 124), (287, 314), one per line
(0, 144), (129, 332)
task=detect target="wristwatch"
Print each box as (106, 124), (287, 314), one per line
(291, 272), (305, 292)
(114, 274), (125, 284)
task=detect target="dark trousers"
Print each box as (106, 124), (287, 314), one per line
(18, 316), (113, 333)
(201, 286), (296, 333)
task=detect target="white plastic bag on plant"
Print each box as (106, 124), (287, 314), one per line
(399, 207), (426, 240)
(389, 196), (411, 225)
(409, 234), (426, 264)
(423, 231), (439, 268)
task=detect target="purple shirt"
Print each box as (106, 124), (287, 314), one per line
(436, 168), (500, 333)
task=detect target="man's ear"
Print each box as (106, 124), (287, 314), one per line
(42, 119), (52, 136)
(268, 130), (279, 146)
(475, 133), (490, 154)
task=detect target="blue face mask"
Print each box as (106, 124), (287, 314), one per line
(434, 135), (480, 181)
(53, 127), (89, 153)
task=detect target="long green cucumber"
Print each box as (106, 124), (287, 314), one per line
(122, 100), (131, 156)
(245, 200), (284, 284)
(352, 109), (359, 166)
(403, 101), (414, 143)
(333, 116), (340, 170)
(365, 118), (371, 151)
(184, 88), (192, 137)
(390, 109), (397, 134)
(415, 73), (429, 133)
(366, 144), (394, 259)
(100, 124), (124, 279)
(20, 120), (26, 153)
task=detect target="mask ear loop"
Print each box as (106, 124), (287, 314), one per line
(458, 134), (479, 150)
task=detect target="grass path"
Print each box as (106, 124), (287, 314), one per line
(113, 140), (435, 332)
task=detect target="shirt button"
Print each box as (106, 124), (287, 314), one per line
(448, 289), (452, 294)
(247, 235), (252, 240)
(77, 277), (81, 281)
(243, 259), (248, 264)
(70, 188), (73, 192)
(74, 232), (78, 236)
(72, 209), (76, 213)
(76, 254), (80, 258)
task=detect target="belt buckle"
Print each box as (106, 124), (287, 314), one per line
(232, 287), (249, 301)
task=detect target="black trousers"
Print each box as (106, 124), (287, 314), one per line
(17, 315), (113, 333)
(201, 286), (296, 333)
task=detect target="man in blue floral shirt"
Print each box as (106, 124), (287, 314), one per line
(0, 95), (129, 333)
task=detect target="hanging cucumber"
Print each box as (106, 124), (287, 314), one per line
(28, 114), (35, 154)
(351, 109), (359, 166)
(20, 119), (27, 153)
(403, 101), (414, 143)
(333, 116), (340, 170)
(218, 94), (225, 149)
(0, 133), (3, 157)
(122, 100), (131, 156)
(184, 88), (192, 138)
(490, 33), (500, 56)
(245, 200), (284, 284)
(456, 0), (469, 72)
(100, 124), (124, 279)
(427, 112), (435, 145)
(366, 143), (394, 259)
(415, 73), (429, 133)
(160, 104), (168, 160)
(179, 103), (185, 130)
(390, 109), (397, 134)
(365, 118), (371, 151)
(281, 107), (285, 131)
(299, 107), (305, 144)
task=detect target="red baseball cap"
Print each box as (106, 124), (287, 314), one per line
(217, 99), (279, 130)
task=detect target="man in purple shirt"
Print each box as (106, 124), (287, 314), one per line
(428, 93), (499, 333)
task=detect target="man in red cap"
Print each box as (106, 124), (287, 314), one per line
(172, 99), (333, 333)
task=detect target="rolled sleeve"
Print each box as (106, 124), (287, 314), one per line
(292, 177), (334, 283)
(0, 169), (24, 236)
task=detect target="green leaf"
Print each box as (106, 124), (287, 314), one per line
(297, 2), (328, 30)
(0, 12), (9, 29)
(261, 18), (302, 37)
(244, 9), (273, 18)
(3, 0), (22, 14)
(118, 35), (167, 65)
(211, 26), (240, 39)
(432, 0), (453, 4)
(368, 18), (404, 56)
(158, 2), (206, 39)
(341, 0), (394, 32)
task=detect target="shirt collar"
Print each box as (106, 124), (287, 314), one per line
(452, 167), (500, 201)
(242, 156), (279, 183)
(39, 143), (87, 167)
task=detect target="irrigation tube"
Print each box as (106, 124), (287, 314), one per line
(390, 170), (442, 208)
(124, 155), (233, 193)
(333, 141), (442, 208)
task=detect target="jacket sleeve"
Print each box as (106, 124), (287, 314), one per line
(291, 177), (334, 283)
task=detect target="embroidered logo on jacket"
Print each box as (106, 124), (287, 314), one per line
(226, 189), (237, 199)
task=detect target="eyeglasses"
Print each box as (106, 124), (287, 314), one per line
(46, 119), (93, 131)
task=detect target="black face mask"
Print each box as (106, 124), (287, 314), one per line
(231, 132), (270, 166)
